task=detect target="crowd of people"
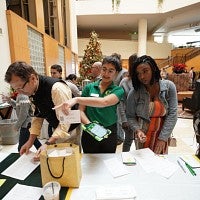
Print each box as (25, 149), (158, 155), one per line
(3, 53), (178, 159)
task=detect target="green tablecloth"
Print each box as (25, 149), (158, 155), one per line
(0, 153), (68, 199)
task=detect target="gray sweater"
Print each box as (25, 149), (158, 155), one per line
(9, 94), (32, 130)
(117, 77), (133, 123)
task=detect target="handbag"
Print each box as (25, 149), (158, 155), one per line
(168, 133), (177, 147)
(40, 143), (82, 187)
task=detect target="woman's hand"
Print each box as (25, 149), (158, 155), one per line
(154, 139), (166, 154)
(33, 144), (47, 161)
(136, 130), (146, 143)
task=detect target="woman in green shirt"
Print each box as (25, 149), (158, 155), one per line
(57, 56), (124, 153)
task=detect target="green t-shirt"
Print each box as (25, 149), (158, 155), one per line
(81, 80), (124, 127)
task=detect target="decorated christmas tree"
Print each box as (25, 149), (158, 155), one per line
(79, 31), (103, 81)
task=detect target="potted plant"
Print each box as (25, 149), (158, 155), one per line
(172, 63), (187, 74)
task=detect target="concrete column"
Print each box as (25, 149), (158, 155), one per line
(138, 18), (147, 56)
(66, 0), (78, 54)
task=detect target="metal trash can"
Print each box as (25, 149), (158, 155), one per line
(0, 119), (19, 145)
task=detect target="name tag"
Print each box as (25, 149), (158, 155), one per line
(90, 93), (99, 97)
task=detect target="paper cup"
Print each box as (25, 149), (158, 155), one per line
(43, 181), (61, 200)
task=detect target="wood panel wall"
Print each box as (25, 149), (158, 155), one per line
(44, 35), (59, 75)
(6, 10), (76, 78)
(6, 10), (30, 63)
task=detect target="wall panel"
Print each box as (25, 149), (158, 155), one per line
(44, 35), (59, 75)
(6, 10), (30, 63)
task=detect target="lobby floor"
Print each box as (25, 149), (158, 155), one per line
(0, 118), (198, 156)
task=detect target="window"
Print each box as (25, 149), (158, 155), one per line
(28, 27), (45, 75)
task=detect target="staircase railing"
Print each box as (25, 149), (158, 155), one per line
(185, 47), (200, 62)
(158, 47), (200, 69)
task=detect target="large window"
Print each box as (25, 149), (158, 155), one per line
(6, 0), (36, 26)
(58, 45), (65, 69)
(43, 0), (57, 39)
(28, 27), (45, 75)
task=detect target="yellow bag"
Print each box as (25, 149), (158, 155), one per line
(40, 143), (82, 187)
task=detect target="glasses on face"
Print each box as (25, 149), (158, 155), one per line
(15, 80), (29, 92)
(101, 67), (116, 74)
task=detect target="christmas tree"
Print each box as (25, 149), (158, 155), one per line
(79, 31), (103, 81)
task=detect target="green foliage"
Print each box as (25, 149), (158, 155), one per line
(79, 31), (103, 81)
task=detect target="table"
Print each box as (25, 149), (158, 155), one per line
(68, 153), (200, 200)
(0, 153), (68, 199)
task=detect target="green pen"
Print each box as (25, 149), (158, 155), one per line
(185, 162), (196, 176)
(179, 157), (197, 176)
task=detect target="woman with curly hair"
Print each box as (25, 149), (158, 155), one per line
(126, 55), (178, 154)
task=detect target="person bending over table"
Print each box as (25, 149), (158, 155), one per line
(126, 55), (177, 154)
(55, 56), (124, 153)
(4, 61), (79, 158)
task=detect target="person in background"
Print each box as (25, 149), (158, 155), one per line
(111, 53), (128, 145)
(189, 67), (195, 89)
(126, 55), (178, 154)
(50, 64), (62, 79)
(56, 56), (124, 153)
(117, 53), (137, 152)
(160, 68), (168, 80)
(48, 64), (63, 136)
(111, 53), (128, 86)
(66, 74), (81, 97)
(2, 93), (41, 152)
(91, 61), (102, 82)
(4, 61), (77, 158)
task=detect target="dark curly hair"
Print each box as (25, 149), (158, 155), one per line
(5, 61), (38, 83)
(130, 55), (161, 90)
(102, 56), (121, 72)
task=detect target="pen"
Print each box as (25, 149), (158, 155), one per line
(185, 162), (197, 176)
(177, 160), (186, 173)
(179, 157), (196, 176)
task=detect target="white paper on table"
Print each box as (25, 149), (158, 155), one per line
(2, 183), (42, 200)
(96, 185), (137, 200)
(59, 110), (81, 124)
(1, 152), (39, 180)
(132, 148), (178, 178)
(104, 157), (130, 178)
(153, 156), (179, 178)
(132, 148), (158, 173)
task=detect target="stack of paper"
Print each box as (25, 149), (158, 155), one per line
(121, 152), (136, 165)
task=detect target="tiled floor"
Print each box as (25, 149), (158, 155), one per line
(0, 118), (198, 155)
